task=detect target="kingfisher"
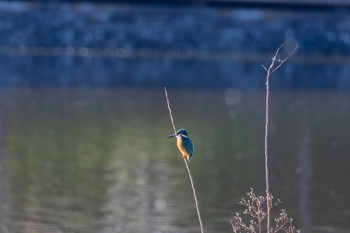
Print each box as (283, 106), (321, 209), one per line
(167, 129), (194, 161)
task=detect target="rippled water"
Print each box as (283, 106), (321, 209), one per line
(0, 88), (349, 233)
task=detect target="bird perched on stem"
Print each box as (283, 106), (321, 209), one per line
(167, 129), (194, 161)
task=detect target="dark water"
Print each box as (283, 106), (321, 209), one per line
(0, 88), (349, 233)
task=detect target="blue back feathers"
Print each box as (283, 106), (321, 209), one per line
(177, 128), (194, 157)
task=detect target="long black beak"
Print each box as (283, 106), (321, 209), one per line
(166, 133), (176, 138)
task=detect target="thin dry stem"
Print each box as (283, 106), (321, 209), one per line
(263, 43), (298, 233)
(164, 87), (177, 133)
(184, 158), (204, 233)
(231, 43), (299, 233)
(164, 87), (204, 233)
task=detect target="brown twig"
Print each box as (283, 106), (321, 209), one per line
(164, 87), (204, 233)
(262, 43), (298, 233)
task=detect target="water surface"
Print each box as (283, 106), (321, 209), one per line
(0, 89), (349, 233)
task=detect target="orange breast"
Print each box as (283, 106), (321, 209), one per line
(177, 137), (190, 156)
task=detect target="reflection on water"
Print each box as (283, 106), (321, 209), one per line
(0, 89), (349, 233)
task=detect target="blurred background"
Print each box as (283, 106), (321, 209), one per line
(0, 0), (350, 232)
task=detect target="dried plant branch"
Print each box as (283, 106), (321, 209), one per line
(164, 87), (204, 233)
(263, 43), (298, 233)
(232, 189), (300, 233)
(231, 43), (299, 233)
(273, 209), (300, 233)
(231, 213), (256, 233)
(236, 188), (266, 233)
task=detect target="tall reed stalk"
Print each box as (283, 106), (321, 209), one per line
(164, 87), (204, 233)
